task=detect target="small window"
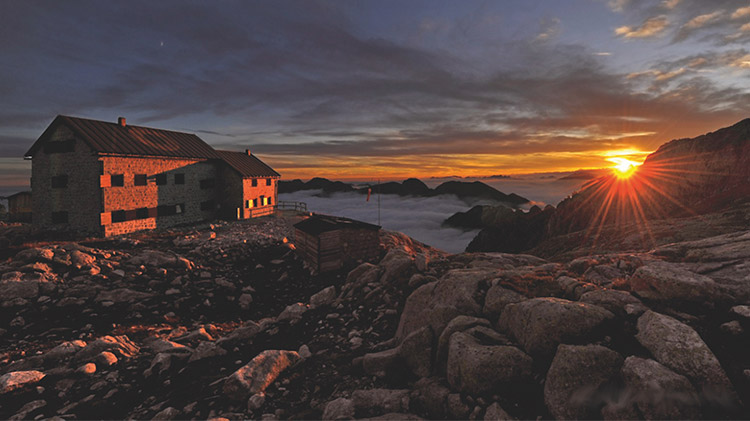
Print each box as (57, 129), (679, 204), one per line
(252, 179), (258, 187)
(111, 210), (126, 223)
(246, 199), (253, 208)
(201, 200), (215, 211)
(51, 211), (68, 224)
(155, 174), (167, 185)
(266, 178), (271, 186)
(175, 204), (184, 214)
(174, 173), (185, 185)
(136, 207), (149, 219)
(51, 175), (68, 188)
(268, 197), (273, 205)
(253, 198), (258, 207)
(134, 174), (147, 186)
(260, 196), (266, 206)
(111, 174), (124, 187)
(200, 178), (215, 189)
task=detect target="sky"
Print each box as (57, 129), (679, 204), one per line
(2, 0), (750, 192)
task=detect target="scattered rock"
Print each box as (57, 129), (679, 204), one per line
(352, 388), (410, 414)
(310, 286), (337, 308)
(277, 303), (308, 322)
(322, 397), (355, 421)
(484, 402), (513, 420)
(223, 350), (301, 400)
(96, 351), (118, 367)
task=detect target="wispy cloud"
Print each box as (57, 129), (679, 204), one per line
(535, 17), (561, 42)
(615, 16), (669, 38)
(731, 6), (750, 19)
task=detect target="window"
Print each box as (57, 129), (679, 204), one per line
(200, 178), (215, 189)
(260, 195), (266, 206)
(157, 205), (174, 217)
(51, 175), (68, 188)
(43, 139), (75, 154)
(175, 204), (184, 214)
(253, 198), (258, 207)
(111, 174), (124, 187)
(252, 179), (258, 187)
(98, 161), (104, 175)
(134, 174), (147, 186)
(155, 174), (167, 185)
(246, 199), (253, 208)
(174, 173), (185, 185)
(136, 207), (149, 219)
(268, 197), (273, 205)
(266, 178), (272, 186)
(111, 210), (126, 223)
(51, 211), (68, 224)
(201, 200), (215, 211)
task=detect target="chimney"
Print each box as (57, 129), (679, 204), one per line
(245, 149), (251, 156)
(118, 117), (126, 127)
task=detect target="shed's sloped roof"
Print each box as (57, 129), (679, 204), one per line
(215, 150), (280, 178)
(26, 115), (221, 159)
(294, 214), (381, 235)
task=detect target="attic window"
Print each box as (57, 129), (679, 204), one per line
(43, 139), (75, 154)
(51, 175), (68, 188)
(174, 173), (185, 185)
(266, 178), (271, 186)
(155, 174), (167, 185)
(252, 179), (258, 187)
(134, 174), (147, 186)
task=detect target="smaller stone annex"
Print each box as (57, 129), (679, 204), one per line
(24, 115), (280, 236)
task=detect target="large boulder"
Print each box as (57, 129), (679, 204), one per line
(379, 249), (415, 285)
(400, 326), (434, 378)
(223, 350), (300, 400)
(498, 297), (615, 357)
(619, 356), (701, 420)
(629, 262), (722, 304)
(482, 285), (526, 321)
(352, 389), (410, 415)
(544, 344), (623, 420)
(436, 316), (491, 373)
(446, 331), (532, 396)
(636, 311), (739, 408)
(396, 268), (497, 342)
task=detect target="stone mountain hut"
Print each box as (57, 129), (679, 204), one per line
(24, 115), (280, 236)
(293, 214), (381, 273)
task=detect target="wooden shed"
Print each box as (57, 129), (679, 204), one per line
(7, 191), (32, 222)
(294, 214), (381, 273)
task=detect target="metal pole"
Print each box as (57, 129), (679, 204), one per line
(377, 178), (381, 226)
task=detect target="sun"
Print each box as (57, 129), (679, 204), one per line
(607, 157), (640, 178)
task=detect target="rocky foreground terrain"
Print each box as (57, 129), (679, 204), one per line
(1, 213), (749, 420)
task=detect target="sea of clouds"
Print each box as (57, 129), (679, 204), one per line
(280, 175), (588, 253)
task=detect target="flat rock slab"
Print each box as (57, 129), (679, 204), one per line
(223, 350), (300, 400)
(499, 297), (614, 357)
(0, 370), (45, 394)
(636, 310), (739, 409)
(629, 262), (721, 303)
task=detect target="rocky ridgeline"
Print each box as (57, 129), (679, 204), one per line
(1, 216), (749, 419)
